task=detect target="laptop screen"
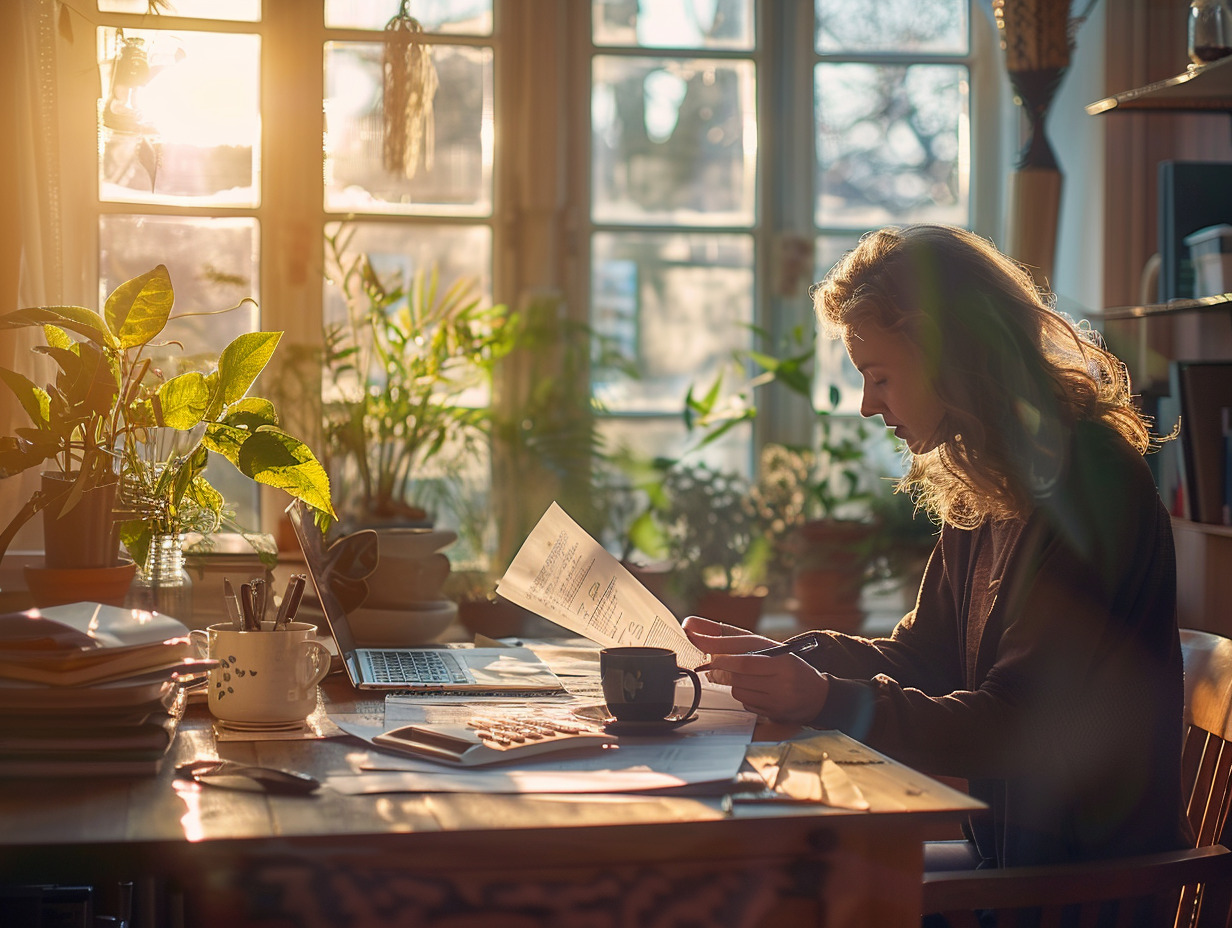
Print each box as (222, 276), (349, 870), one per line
(286, 500), (377, 663)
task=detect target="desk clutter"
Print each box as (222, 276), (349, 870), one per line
(0, 602), (207, 776)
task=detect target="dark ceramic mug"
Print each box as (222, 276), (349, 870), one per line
(599, 646), (702, 724)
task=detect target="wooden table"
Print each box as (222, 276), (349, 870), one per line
(0, 666), (983, 928)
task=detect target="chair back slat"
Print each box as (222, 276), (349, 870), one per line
(920, 632), (1232, 928)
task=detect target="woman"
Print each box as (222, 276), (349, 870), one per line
(684, 224), (1191, 869)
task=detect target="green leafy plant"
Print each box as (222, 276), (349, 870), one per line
(0, 264), (336, 566)
(323, 229), (515, 526)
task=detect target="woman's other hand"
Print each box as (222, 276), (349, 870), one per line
(704, 651), (830, 725)
(683, 615), (830, 725)
(682, 615), (778, 654)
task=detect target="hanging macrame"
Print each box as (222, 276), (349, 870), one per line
(383, 0), (439, 179)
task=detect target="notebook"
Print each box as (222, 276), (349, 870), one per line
(287, 501), (566, 695)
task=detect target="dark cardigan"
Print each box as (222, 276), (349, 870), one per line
(803, 420), (1191, 867)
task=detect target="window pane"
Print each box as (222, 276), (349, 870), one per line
(326, 0), (493, 34)
(816, 0), (967, 55)
(591, 231), (754, 414)
(98, 215), (261, 530)
(813, 236), (879, 414)
(99, 215), (260, 354)
(593, 0), (754, 50)
(592, 56), (756, 225)
(325, 42), (493, 215)
(99, 0), (259, 20)
(815, 62), (968, 227)
(322, 221), (493, 331)
(98, 29), (260, 207)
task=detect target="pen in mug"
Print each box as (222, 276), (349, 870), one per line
(223, 578), (244, 630)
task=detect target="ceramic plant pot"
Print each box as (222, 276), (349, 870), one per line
(40, 473), (121, 569)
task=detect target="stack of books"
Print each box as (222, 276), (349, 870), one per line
(0, 602), (210, 776)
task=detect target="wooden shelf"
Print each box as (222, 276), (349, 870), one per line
(1092, 292), (1232, 321)
(1087, 55), (1232, 114)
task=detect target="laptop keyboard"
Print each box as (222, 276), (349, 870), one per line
(367, 650), (469, 685)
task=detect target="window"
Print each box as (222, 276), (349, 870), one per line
(30, 0), (997, 549)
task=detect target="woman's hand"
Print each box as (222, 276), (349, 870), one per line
(683, 615), (830, 725)
(705, 652), (830, 725)
(682, 615), (779, 655)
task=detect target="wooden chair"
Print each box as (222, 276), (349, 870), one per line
(923, 844), (1232, 928)
(920, 628), (1232, 928)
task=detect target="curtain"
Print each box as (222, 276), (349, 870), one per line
(0, 0), (96, 555)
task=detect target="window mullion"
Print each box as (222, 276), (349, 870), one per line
(260, 0), (327, 536)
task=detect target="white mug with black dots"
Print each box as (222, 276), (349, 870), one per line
(189, 622), (331, 727)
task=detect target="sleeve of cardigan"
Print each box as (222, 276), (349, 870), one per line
(797, 536), (966, 701)
(802, 426), (1178, 783)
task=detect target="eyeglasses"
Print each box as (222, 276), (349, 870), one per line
(175, 759), (320, 796)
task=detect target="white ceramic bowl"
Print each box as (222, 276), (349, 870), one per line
(347, 600), (458, 647)
(374, 528), (458, 560)
(364, 553), (451, 608)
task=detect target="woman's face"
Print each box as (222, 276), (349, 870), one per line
(843, 321), (946, 454)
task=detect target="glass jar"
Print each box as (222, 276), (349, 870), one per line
(1190, 0), (1232, 65)
(128, 532), (194, 624)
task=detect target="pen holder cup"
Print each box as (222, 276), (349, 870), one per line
(189, 622), (331, 725)
(599, 647), (702, 723)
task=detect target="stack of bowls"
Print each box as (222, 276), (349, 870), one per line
(347, 528), (458, 646)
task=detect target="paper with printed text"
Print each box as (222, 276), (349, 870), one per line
(496, 503), (706, 669)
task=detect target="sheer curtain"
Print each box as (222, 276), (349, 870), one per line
(1, 0), (96, 555)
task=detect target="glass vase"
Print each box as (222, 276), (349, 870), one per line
(129, 532), (194, 624)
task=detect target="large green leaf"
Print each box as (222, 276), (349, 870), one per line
(0, 306), (114, 348)
(104, 265), (174, 350)
(0, 434), (53, 477)
(221, 396), (278, 431)
(236, 427), (336, 518)
(0, 368), (50, 428)
(217, 332), (281, 405)
(201, 422), (248, 465)
(42, 325), (76, 352)
(155, 371), (213, 430)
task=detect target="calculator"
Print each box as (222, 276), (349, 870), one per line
(373, 714), (618, 766)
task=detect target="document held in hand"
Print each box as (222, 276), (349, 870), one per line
(496, 503), (706, 669)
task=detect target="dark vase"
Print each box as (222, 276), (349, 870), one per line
(40, 472), (121, 569)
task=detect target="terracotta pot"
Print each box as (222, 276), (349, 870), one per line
(24, 562), (136, 608)
(789, 520), (876, 634)
(694, 590), (767, 632)
(40, 473), (120, 569)
(457, 597), (528, 640)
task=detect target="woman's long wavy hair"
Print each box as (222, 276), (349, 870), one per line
(812, 224), (1155, 529)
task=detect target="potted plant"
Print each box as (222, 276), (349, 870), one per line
(636, 461), (772, 629)
(322, 228), (515, 531)
(676, 325), (899, 632)
(0, 264), (336, 607)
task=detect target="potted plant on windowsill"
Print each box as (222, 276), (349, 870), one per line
(675, 325), (900, 632)
(625, 460), (772, 630)
(0, 264), (336, 609)
(322, 229), (515, 532)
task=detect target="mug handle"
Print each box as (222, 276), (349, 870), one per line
(188, 629), (209, 659)
(298, 639), (332, 689)
(667, 667), (702, 724)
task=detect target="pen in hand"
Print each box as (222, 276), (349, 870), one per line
(746, 634), (821, 658)
(697, 633), (820, 672)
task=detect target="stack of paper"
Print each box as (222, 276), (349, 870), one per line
(0, 602), (206, 776)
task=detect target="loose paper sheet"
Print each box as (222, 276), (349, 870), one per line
(327, 706), (756, 795)
(496, 503), (706, 669)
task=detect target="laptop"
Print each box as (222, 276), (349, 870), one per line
(287, 501), (566, 695)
